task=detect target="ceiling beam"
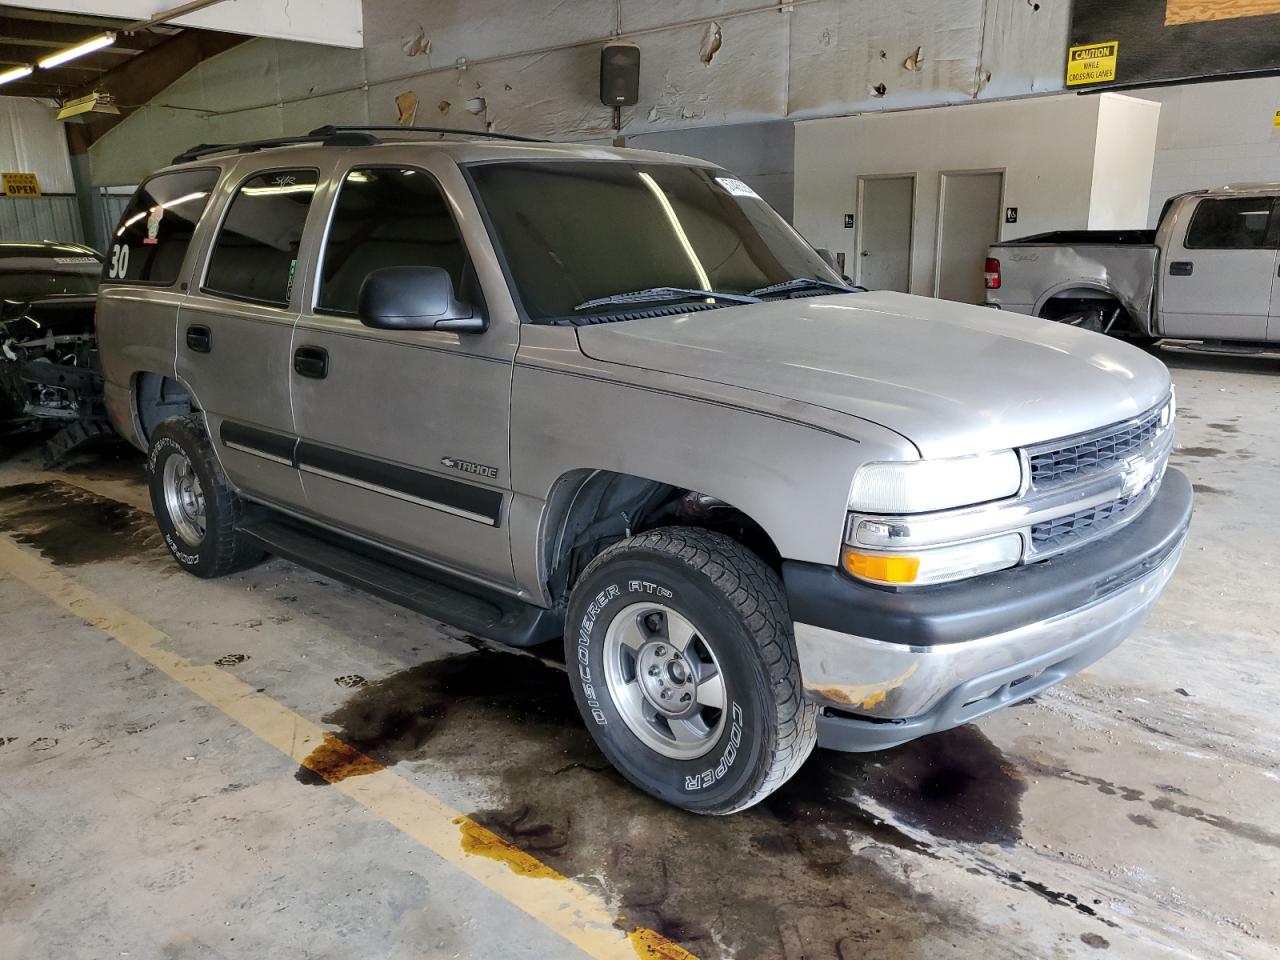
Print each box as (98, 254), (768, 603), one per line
(0, 17), (164, 51)
(0, 7), (126, 28)
(63, 28), (247, 153)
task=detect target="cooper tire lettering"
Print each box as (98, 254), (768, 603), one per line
(564, 528), (817, 814)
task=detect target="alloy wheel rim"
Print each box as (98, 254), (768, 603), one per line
(602, 601), (728, 761)
(162, 452), (206, 547)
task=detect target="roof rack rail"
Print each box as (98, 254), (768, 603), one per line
(171, 123), (545, 166)
(308, 124), (547, 144)
(171, 130), (379, 165)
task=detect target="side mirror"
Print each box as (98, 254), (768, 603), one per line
(356, 266), (486, 333)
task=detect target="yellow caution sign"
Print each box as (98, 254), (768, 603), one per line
(1274, 109), (1280, 128)
(1066, 41), (1119, 87)
(2, 172), (41, 197)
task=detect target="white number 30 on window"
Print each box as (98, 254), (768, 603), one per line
(108, 243), (130, 279)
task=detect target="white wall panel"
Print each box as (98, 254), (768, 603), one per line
(1089, 94), (1160, 230)
(5, 0), (362, 47)
(0, 98), (75, 194)
(87, 0), (1077, 185)
(1134, 75), (1280, 226)
(794, 94), (1160, 295)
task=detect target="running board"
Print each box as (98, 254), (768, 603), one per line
(236, 515), (562, 648)
(1167, 340), (1270, 356)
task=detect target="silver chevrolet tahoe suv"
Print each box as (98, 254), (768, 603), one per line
(96, 126), (1193, 814)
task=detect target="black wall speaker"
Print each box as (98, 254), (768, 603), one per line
(600, 42), (640, 107)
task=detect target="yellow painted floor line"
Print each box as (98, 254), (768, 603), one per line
(0, 534), (696, 960)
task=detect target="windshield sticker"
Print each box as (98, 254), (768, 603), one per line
(715, 177), (760, 200)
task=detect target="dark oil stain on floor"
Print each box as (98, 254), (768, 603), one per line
(1172, 446), (1224, 459)
(0, 482), (162, 566)
(300, 647), (1060, 957)
(1206, 422), (1239, 434)
(1192, 483), (1229, 496)
(1022, 756), (1280, 849)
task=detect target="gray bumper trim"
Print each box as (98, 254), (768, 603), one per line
(803, 540), (1182, 751)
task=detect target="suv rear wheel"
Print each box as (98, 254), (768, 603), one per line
(565, 526), (817, 814)
(147, 415), (263, 578)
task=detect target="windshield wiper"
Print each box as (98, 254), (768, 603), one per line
(749, 277), (862, 298)
(573, 287), (763, 312)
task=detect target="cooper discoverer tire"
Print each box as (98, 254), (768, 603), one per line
(565, 526), (817, 814)
(146, 414), (263, 578)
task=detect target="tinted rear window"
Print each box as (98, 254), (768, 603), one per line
(204, 169), (319, 306)
(1184, 197), (1279, 250)
(107, 169), (219, 284)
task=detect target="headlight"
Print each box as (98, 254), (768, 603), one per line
(848, 450), (1022, 514)
(842, 534), (1023, 587)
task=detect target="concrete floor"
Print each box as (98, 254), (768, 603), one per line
(1, 346), (1277, 960)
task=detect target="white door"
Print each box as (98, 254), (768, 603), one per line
(856, 175), (914, 292)
(936, 171), (1004, 304)
(1159, 195), (1278, 342)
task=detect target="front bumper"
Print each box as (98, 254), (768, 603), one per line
(784, 467), (1193, 752)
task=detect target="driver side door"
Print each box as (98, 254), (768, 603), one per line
(288, 160), (518, 590)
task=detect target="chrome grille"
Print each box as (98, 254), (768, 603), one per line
(1031, 495), (1140, 553)
(1028, 406), (1165, 490)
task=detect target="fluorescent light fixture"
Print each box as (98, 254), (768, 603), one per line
(38, 32), (116, 70)
(0, 65), (33, 87)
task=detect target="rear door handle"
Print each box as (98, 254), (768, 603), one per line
(185, 324), (211, 353)
(1169, 261), (1193, 276)
(293, 345), (328, 379)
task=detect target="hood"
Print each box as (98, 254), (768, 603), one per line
(575, 291), (1172, 459)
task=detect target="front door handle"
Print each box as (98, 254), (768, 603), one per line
(1169, 261), (1194, 277)
(185, 324), (211, 353)
(293, 345), (328, 379)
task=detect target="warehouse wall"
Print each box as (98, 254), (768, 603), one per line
(0, 98), (84, 242)
(1133, 75), (1280, 226)
(793, 93), (1160, 296)
(88, 0), (1074, 185)
(0, 98), (75, 194)
(624, 122), (795, 220)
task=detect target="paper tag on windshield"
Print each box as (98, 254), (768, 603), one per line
(716, 177), (760, 200)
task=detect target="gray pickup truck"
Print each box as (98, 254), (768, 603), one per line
(96, 126), (1192, 813)
(987, 183), (1280, 348)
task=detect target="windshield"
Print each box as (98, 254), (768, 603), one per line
(467, 160), (842, 322)
(0, 270), (99, 301)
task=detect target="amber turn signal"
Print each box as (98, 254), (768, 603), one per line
(842, 548), (920, 584)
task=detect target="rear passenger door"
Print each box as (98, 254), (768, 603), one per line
(177, 165), (325, 509)
(97, 168), (219, 430)
(1160, 195), (1279, 341)
(289, 162), (517, 588)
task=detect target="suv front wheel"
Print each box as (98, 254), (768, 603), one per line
(147, 415), (263, 578)
(565, 527), (817, 814)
